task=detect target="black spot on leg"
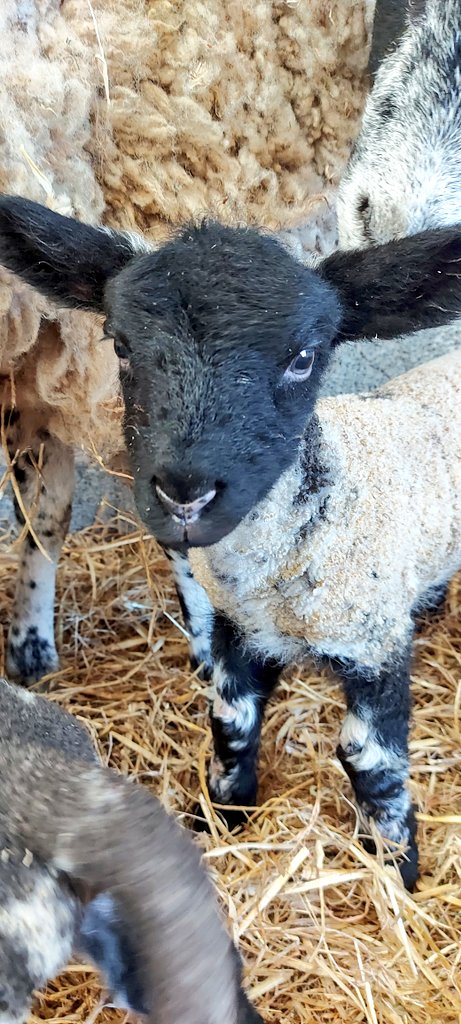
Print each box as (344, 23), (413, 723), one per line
(7, 626), (58, 685)
(13, 465), (26, 486)
(29, 580), (37, 589)
(25, 531), (38, 550)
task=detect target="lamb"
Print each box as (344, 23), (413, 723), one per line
(337, 0), (461, 249)
(0, 675), (262, 1024)
(2, 200), (461, 888)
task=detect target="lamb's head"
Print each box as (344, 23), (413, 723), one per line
(338, 0), (461, 249)
(1, 196), (461, 548)
(103, 224), (341, 547)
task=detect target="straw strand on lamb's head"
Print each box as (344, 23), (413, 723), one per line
(0, 676), (262, 1024)
(338, 0), (461, 249)
(2, 197), (461, 888)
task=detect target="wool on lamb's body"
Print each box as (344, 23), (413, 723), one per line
(190, 350), (461, 671)
(0, 676), (260, 1024)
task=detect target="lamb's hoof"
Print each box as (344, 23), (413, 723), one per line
(7, 629), (59, 689)
(361, 805), (419, 892)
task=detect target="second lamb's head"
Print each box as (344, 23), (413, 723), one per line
(0, 195), (461, 549)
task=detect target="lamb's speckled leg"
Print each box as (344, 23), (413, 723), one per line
(336, 652), (418, 890)
(6, 412), (74, 687)
(166, 548), (215, 680)
(197, 612), (281, 831)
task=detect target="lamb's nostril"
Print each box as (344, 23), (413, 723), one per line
(155, 483), (217, 524)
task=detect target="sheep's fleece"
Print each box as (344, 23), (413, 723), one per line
(189, 349), (461, 670)
(1, 0), (460, 472)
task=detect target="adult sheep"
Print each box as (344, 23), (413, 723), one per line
(0, 675), (261, 1024)
(2, 204), (461, 888)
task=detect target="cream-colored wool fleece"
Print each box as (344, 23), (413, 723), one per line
(190, 349), (461, 672)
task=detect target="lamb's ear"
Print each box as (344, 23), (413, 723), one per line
(320, 227), (461, 342)
(0, 195), (139, 312)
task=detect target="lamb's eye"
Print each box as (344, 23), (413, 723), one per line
(285, 350), (315, 382)
(113, 337), (130, 369)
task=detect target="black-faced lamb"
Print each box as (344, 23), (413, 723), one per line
(2, 200), (461, 888)
(337, 0), (461, 249)
(0, 675), (261, 1024)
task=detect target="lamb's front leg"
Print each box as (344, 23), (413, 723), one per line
(166, 548), (215, 680)
(336, 652), (418, 890)
(6, 414), (74, 686)
(199, 612), (281, 830)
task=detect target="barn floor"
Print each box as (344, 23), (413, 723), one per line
(1, 499), (460, 1024)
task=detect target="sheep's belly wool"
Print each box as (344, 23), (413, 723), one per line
(190, 350), (461, 672)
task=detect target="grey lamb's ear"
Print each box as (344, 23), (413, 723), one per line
(0, 194), (140, 312)
(319, 226), (461, 342)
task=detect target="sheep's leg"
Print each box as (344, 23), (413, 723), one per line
(336, 653), (418, 890)
(6, 412), (74, 686)
(165, 548), (214, 680)
(78, 894), (149, 1014)
(198, 612), (281, 830)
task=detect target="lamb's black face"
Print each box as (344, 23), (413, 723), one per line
(105, 225), (341, 549)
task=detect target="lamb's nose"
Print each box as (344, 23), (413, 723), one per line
(155, 483), (217, 524)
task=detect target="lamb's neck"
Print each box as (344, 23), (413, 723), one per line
(211, 413), (333, 562)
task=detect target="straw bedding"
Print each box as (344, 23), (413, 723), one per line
(1, 505), (459, 1024)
